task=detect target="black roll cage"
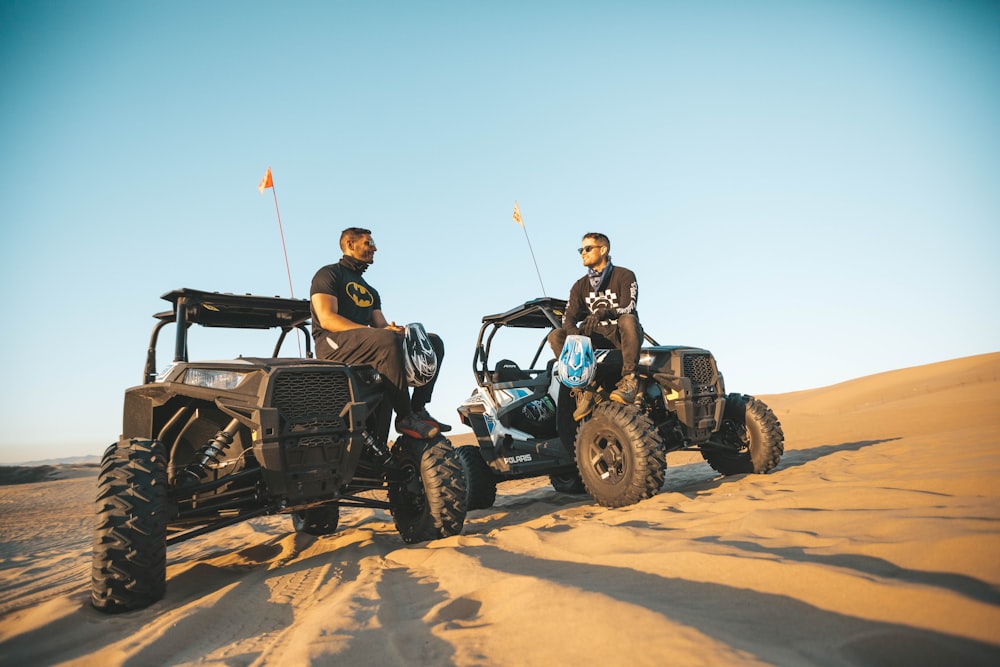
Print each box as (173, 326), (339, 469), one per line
(472, 297), (566, 389)
(143, 288), (314, 384)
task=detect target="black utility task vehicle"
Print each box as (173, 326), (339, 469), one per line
(456, 298), (784, 509)
(91, 289), (466, 613)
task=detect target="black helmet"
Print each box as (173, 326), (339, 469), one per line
(403, 323), (437, 387)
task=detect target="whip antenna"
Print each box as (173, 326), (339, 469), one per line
(259, 167), (303, 356)
(513, 200), (547, 296)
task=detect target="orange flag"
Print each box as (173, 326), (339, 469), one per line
(258, 167), (273, 194)
(513, 201), (523, 226)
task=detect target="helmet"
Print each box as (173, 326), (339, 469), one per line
(403, 323), (437, 387)
(556, 334), (596, 388)
(522, 395), (556, 424)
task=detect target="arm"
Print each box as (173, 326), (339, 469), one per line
(610, 268), (638, 318)
(310, 293), (368, 332)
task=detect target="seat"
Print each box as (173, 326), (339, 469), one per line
(492, 359), (530, 384)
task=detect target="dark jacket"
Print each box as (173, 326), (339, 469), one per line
(562, 264), (639, 334)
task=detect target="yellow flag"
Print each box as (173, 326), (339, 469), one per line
(258, 167), (273, 194)
(513, 201), (523, 226)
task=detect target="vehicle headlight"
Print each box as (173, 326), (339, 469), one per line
(155, 363), (178, 382)
(182, 368), (248, 390)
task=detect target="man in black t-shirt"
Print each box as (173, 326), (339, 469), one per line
(548, 232), (643, 420)
(310, 227), (448, 439)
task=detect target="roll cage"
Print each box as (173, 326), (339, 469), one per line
(143, 288), (314, 384)
(472, 297), (566, 389)
(471, 296), (660, 391)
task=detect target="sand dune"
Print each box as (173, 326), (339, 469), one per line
(1, 353), (998, 666)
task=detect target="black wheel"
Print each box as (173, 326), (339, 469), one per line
(574, 403), (665, 508)
(292, 503), (341, 536)
(702, 393), (784, 475)
(455, 445), (497, 510)
(549, 470), (587, 494)
(91, 438), (169, 613)
(388, 436), (467, 543)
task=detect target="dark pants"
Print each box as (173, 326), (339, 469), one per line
(315, 328), (444, 417)
(548, 314), (642, 376)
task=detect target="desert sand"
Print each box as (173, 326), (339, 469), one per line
(1, 352), (998, 666)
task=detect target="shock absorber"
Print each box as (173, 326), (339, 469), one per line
(362, 430), (392, 464)
(176, 417), (242, 487)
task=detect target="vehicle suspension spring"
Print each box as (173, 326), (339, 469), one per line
(362, 430), (391, 464)
(177, 417), (241, 487)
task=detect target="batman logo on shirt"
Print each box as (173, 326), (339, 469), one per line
(346, 282), (374, 308)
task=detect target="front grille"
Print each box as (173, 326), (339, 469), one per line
(271, 370), (351, 433)
(297, 435), (337, 449)
(683, 354), (715, 385)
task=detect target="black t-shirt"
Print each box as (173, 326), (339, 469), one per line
(309, 259), (382, 339)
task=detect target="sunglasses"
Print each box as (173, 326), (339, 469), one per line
(578, 245), (603, 254)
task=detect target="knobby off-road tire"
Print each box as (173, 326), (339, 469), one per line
(91, 437), (169, 613)
(575, 403), (666, 508)
(292, 503), (341, 536)
(549, 470), (587, 494)
(702, 393), (784, 475)
(455, 445), (497, 510)
(389, 436), (467, 543)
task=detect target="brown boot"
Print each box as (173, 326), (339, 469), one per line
(610, 374), (638, 404)
(395, 413), (440, 439)
(414, 407), (452, 433)
(572, 388), (596, 421)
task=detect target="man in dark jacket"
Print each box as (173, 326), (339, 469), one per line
(548, 232), (643, 420)
(310, 227), (449, 439)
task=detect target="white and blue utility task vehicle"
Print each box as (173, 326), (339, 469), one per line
(456, 297), (784, 510)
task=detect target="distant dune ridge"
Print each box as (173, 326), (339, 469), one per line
(1, 352), (998, 666)
(0, 462), (99, 485)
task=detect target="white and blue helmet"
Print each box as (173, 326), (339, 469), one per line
(403, 323), (437, 387)
(557, 334), (596, 388)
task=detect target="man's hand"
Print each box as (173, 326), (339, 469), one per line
(372, 310), (402, 335)
(581, 308), (614, 334)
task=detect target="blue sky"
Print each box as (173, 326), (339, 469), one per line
(1, 0), (997, 463)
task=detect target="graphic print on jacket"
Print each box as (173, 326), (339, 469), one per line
(586, 289), (622, 323)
